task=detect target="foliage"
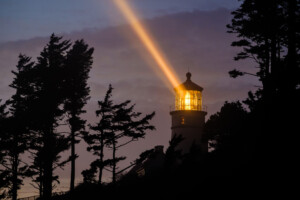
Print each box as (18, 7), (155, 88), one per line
(227, 0), (300, 176)
(0, 55), (36, 200)
(0, 101), (9, 199)
(83, 85), (155, 185)
(0, 34), (94, 199)
(27, 34), (72, 200)
(64, 39), (94, 193)
(204, 101), (251, 175)
(82, 85), (115, 184)
(164, 134), (184, 171)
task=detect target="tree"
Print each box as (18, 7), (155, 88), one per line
(205, 102), (248, 148)
(204, 101), (251, 176)
(205, 102), (249, 152)
(0, 100), (9, 199)
(83, 85), (155, 185)
(28, 34), (71, 200)
(227, 0), (285, 96)
(108, 97), (155, 184)
(0, 55), (35, 200)
(83, 85), (115, 185)
(29, 132), (70, 199)
(227, 0), (300, 109)
(28, 139), (44, 198)
(227, 0), (300, 176)
(64, 39), (94, 193)
(164, 134), (184, 172)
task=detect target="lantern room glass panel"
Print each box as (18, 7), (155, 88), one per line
(175, 90), (202, 111)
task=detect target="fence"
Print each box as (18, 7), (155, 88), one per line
(18, 196), (39, 200)
(170, 105), (208, 112)
(18, 191), (67, 200)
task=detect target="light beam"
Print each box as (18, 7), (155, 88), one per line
(113, 0), (181, 89)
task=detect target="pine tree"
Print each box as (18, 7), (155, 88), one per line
(204, 101), (250, 175)
(0, 100), (9, 199)
(0, 55), (35, 200)
(227, 0), (300, 107)
(83, 85), (155, 185)
(28, 139), (44, 197)
(164, 134), (184, 171)
(83, 85), (115, 185)
(64, 39), (94, 193)
(227, 0), (300, 176)
(29, 34), (71, 200)
(227, 0), (284, 98)
(107, 94), (155, 184)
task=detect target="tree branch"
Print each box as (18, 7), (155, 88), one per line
(116, 139), (135, 149)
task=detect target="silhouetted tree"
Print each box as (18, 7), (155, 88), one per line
(227, 0), (284, 93)
(227, 0), (300, 176)
(0, 100), (9, 199)
(227, 0), (300, 112)
(205, 102), (248, 150)
(83, 85), (115, 185)
(81, 164), (97, 184)
(64, 39), (94, 193)
(0, 55), (35, 200)
(164, 134), (184, 171)
(204, 101), (250, 175)
(83, 85), (155, 185)
(28, 34), (71, 200)
(108, 98), (155, 184)
(28, 140), (44, 197)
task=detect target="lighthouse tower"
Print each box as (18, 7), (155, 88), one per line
(170, 72), (207, 153)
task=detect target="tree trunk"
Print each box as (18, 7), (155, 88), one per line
(98, 134), (104, 185)
(286, 0), (297, 91)
(112, 141), (116, 185)
(12, 154), (18, 200)
(70, 128), (75, 194)
(39, 166), (43, 198)
(43, 157), (53, 200)
(43, 130), (53, 200)
(263, 39), (271, 96)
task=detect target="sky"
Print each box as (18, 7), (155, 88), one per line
(0, 0), (259, 198)
(0, 0), (241, 43)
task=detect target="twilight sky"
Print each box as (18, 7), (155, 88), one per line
(0, 0), (259, 197)
(0, 0), (241, 43)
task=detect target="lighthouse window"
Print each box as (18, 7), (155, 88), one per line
(181, 116), (185, 125)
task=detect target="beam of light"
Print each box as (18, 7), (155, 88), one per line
(113, 0), (181, 89)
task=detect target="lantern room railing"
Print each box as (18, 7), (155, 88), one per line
(170, 105), (207, 112)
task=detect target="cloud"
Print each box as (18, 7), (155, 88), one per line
(0, 8), (259, 191)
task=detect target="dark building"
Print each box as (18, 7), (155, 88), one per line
(170, 72), (207, 153)
(125, 145), (165, 178)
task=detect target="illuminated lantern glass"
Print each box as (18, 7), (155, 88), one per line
(174, 72), (203, 111)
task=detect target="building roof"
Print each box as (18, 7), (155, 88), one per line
(126, 145), (165, 178)
(175, 72), (203, 92)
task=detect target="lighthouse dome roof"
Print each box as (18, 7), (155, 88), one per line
(175, 72), (203, 92)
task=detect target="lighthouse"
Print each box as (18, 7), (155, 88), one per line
(170, 72), (207, 153)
